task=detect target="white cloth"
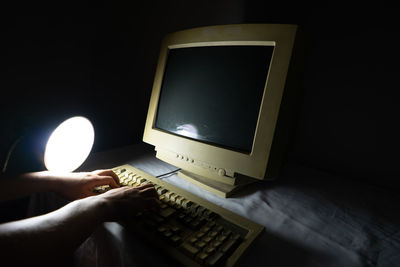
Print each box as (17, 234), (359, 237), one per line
(71, 143), (400, 267)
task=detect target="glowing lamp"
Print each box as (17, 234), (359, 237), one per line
(44, 116), (94, 172)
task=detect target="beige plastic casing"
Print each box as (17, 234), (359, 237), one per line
(143, 24), (298, 183)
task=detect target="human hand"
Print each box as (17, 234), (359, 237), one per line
(96, 183), (159, 221)
(50, 169), (120, 200)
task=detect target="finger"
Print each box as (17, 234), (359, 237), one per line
(105, 176), (120, 188)
(95, 176), (120, 189)
(135, 183), (154, 190)
(101, 186), (127, 196)
(109, 171), (120, 185)
(139, 186), (159, 199)
(97, 170), (120, 185)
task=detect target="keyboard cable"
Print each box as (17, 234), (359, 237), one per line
(156, 169), (181, 179)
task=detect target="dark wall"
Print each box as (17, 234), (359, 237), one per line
(246, 2), (400, 185)
(0, 0), (245, 160)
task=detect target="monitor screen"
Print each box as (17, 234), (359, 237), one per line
(155, 45), (274, 153)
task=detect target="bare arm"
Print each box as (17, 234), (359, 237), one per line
(0, 183), (159, 267)
(0, 169), (120, 202)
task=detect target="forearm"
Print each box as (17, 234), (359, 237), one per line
(0, 172), (59, 202)
(0, 169), (121, 202)
(0, 195), (106, 266)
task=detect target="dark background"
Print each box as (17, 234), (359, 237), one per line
(1, 1), (399, 187)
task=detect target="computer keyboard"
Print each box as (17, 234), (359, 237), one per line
(111, 164), (263, 267)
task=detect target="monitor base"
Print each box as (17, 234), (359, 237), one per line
(178, 170), (256, 198)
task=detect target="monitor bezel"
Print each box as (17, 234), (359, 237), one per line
(143, 24), (298, 180)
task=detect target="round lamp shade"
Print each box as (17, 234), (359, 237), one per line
(44, 116), (94, 172)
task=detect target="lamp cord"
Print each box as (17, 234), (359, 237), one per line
(2, 136), (22, 174)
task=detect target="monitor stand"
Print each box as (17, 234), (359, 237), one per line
(178, 170), (256, 198)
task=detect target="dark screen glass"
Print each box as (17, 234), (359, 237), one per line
(155, 45), (274, 153)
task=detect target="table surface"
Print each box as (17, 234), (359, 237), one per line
(71, 143), (399, 267)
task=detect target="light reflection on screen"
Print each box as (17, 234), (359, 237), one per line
(175, 123), (199, 139)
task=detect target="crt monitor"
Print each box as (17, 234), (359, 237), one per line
(143, 24), (301, 197)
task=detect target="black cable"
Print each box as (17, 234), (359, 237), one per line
(156, 168), (181, 179)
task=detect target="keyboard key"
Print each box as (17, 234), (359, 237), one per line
(180, 242), (200, 258)
(208, 231), (218, 238)
(160, 195), (169, 203)
(173, 203), (183, 211)
(93, 185), (110, 193)
(206, 221), (216, 228)
(200, 226), (211, 233)
(220, 238), (240, 254)
(204, 246), (215, 255)
(159, 203), (168, 209)
(136, 177), (146, 184)
(154, 184), (161, 190)
(170, 194), (178, 202)
(202, 236), (213, 243)
(188, 236), (198, 243)
(175, 196), (185, 205)
(216, 234), (228, 243)
(195, 252), (209, 264)
(189, 219), (204, 230)
(163, 230), (173, 239)
(183, 216), (193, 225)
(196, 206), (206, 216)
(177, 213), (186, 221)
(171, 226), (181, 234)
(232, 233), (241, 240)
(203, 210), (218, 219)
(211, 240), (222, 248)
(165, 191), (174, 199)
(195, 232), (205, 239)
(206, 251), (224, 266)
(157, 187), (168, 195)
(195, 240), (207, 249)
(114, 169), (125, 174)
(157, 226), (167, 234)
(181, 199), (193, 209)
(214, 225), (224, 233)
(190, 203), (199, 213)
(141, 180), (152, 186)
(221, 230), (232, 238)
(158, 207), (176, 219)
(170, 235), (182, 246)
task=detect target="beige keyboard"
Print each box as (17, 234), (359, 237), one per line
(112, 164), (263, 267)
